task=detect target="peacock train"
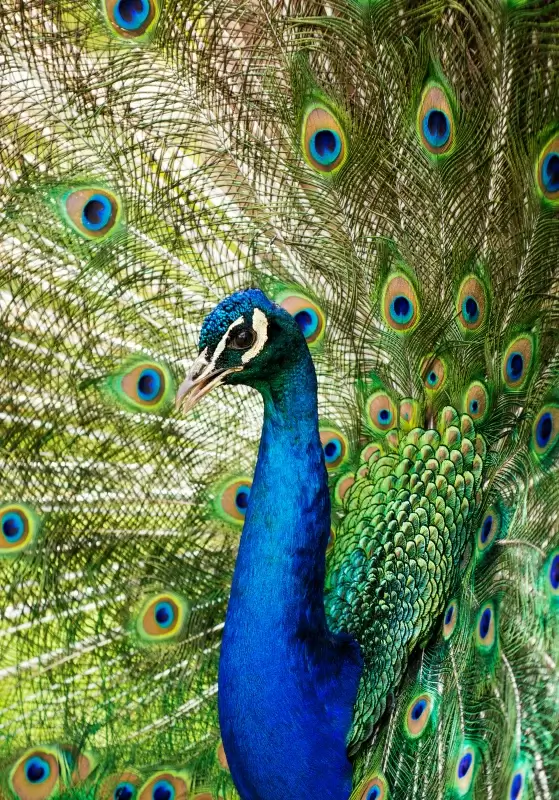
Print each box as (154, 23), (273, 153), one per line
(0, 1), (558, 799)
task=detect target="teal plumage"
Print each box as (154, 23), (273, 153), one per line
(0, 0), (559, 799)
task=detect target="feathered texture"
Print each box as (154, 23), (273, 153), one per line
(0, 0), (558, 798)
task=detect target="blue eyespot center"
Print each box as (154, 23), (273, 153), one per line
(506, 352), (524, 382)
(152, 781), (174, 800)
(427, 370), (438, 386)
(25, 756), (50, 784)
(479, 607), (491, 639)
(2, 511), (25, 542)
(154, 601), (174, 628)
(480, 515), (493, 543)
(470, 399), (479, 414)
(115, 0), (150, 30)
(458, 752), (472, 779)
(366, 788), (380, 800)
(378, 408), (392, 425)
(115, 783), (135, 800)
(390, 295), (412, 324)
(536, 412), (553, 448)
(445, 605), (454, 625)
(310, 129), (342, 166)
(235, 486), (250, 513)
(423, 109), (450, 148)
(462, 295), (479, 322)
(137, 368), (161, 401)
(510, 773), (523, 800)
(542, 152), (559, 193)
(550, 554), (559, 590)
(82, 194), (112, 231)
(294, 308), (319, 340)
(411, 699), (426, 720)
(323, 439), (342, 463)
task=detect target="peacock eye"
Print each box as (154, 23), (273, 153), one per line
(229, 329), (257, 350)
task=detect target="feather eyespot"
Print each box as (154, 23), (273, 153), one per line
(58, 745), (95, 786)
(457, 276), (486, 331)
(417, 83), (455, 156)
(278, 293), (325, 344)
(382, 273), (419, 333)
(399, 398), (420, 430)
(357, 773), (388, 800)
(99, 771), (141, 800)
(302, 105), (346, 173)
(114, 783), (136, 800)
(509, 771), (525, 800)
(104, 0), (160, 39)
(320, 429), (348, 470)
(25, 757), (51, 784)
(125, 366), (164, 404)
(138, 774), (188, 800)
(422, 356), (446, 392)
(545, 550), (559, 598)
(334, 472), (355, 505)
(105, 359), (174, 414)
(405, 693), (433, 738)
(136, 592), (190, 643)
(502, 335), (534, 390)
(367, 391), (397, 433)
(63, 188), (120, 239)
(0, 503), (39, 555)
(532, 405), (559, 458)
(153, 781), (173, 800)
(475, 602), (496, 650)
(463, 381), (488, 422)
(215, 477), (252, 523)
(443, 599), (457, 639)
(455, 746), (475, 795)
(9, 749), (61, 800)
(536, 136), (559, 203)
(76, 754), (95, 785)
(477, 507), (500, 553)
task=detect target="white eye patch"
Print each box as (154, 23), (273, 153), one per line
(207, 316), (244, 372)
(241, 308), (268, 363)
(207, 308), (268, 370)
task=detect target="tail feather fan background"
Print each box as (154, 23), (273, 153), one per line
(0, 0), (558, 798)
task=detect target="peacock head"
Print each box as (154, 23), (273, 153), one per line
(176, 289), (306, 412)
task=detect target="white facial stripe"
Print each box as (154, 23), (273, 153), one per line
(242, 308), (268, 363)
(206, 316), (244, 372)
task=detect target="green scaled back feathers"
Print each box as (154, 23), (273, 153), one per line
(1, 0), (558, 799)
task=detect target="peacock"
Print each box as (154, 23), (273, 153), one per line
(0, 0), (558, 798)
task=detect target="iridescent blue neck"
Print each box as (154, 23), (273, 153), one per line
(218, 346), (362, 800)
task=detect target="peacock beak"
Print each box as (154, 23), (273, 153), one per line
(175, 351), (241, 414)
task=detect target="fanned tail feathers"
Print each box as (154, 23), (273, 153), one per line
(0, 0), (558, 798)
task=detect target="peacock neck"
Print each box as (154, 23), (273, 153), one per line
(218, 346), (362, 800)
(233, 347), (331, 633)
